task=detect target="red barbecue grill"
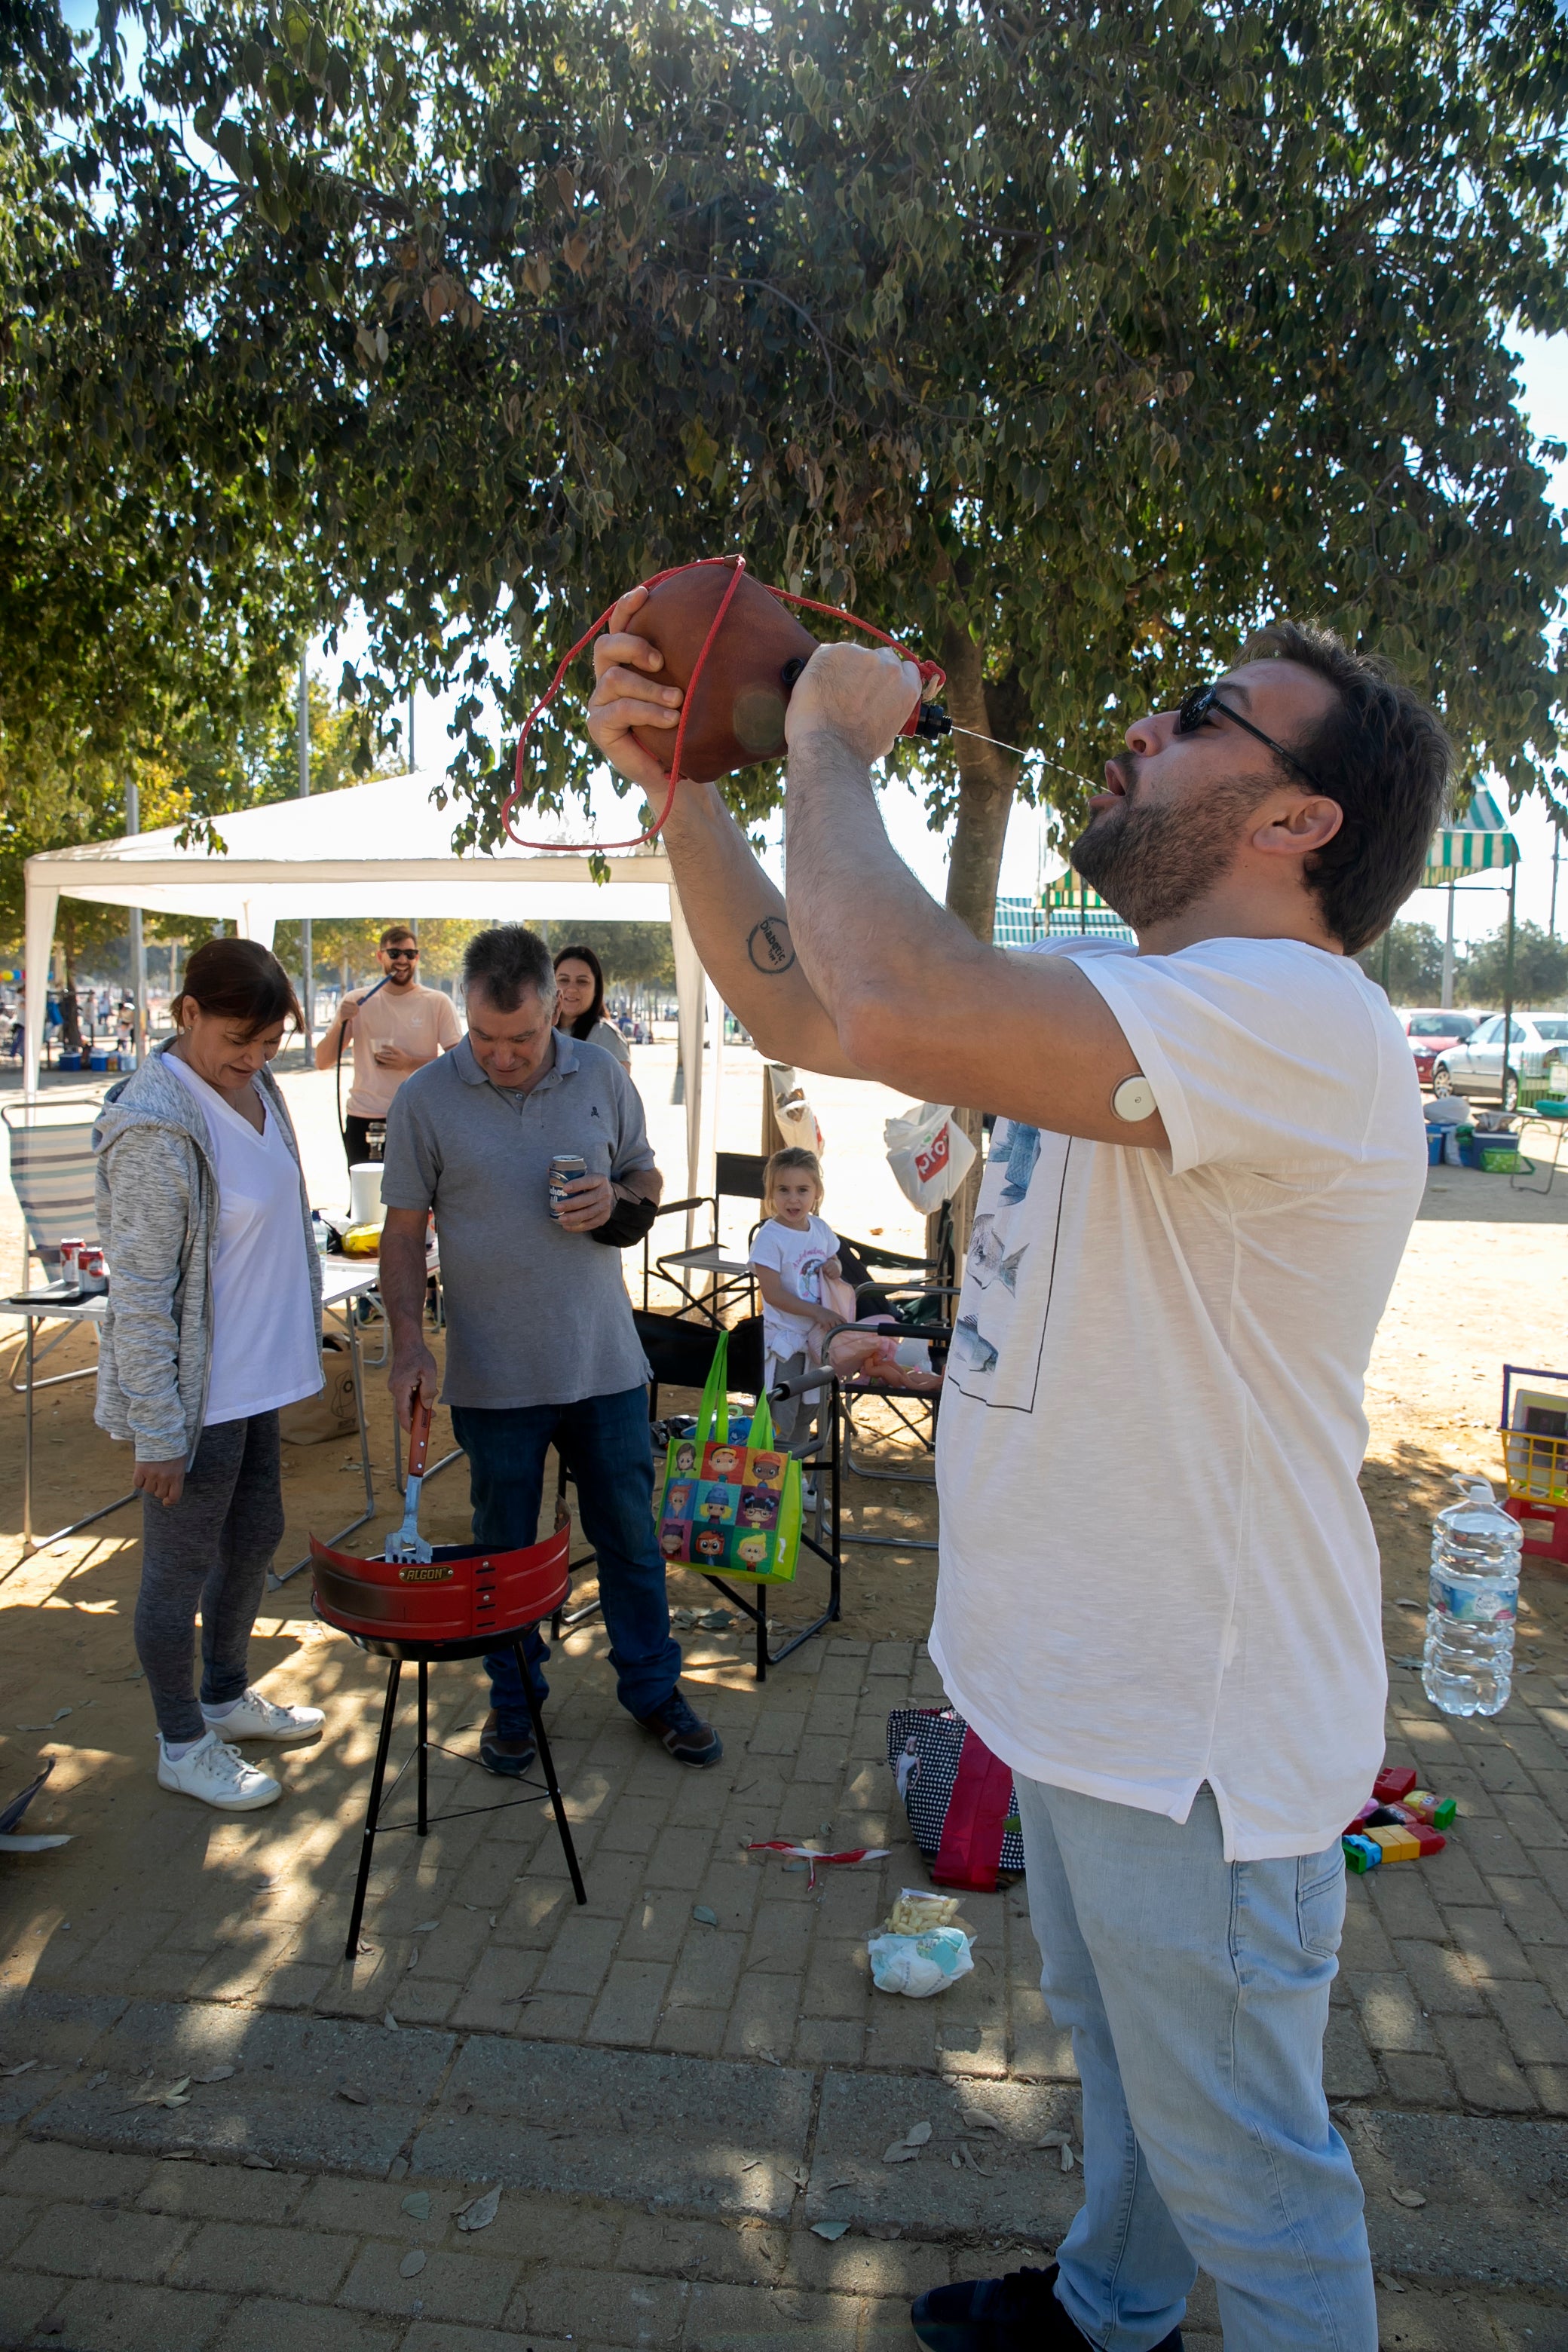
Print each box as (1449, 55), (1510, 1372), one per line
(311, 1399), (586, 1957)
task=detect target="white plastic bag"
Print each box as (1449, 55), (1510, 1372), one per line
(884, 1104), (977, 1213)
(867, 1926), (976, 1998)
(766, 1062), (824, 1156)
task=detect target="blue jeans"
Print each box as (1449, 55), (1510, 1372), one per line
(450, 1386), (680, 1730)
(1017, 1778), (1375, 2352)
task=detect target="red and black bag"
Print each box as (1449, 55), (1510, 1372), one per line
(886, 1707), (1025, 1893)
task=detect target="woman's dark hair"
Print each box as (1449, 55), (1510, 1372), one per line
(553, 942), (607, 1040)
(170, 938), (302, 1039)
(1240, 619), (1452, 956)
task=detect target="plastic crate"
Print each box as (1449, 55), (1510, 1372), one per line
(1502, 1370), (1568, 1563)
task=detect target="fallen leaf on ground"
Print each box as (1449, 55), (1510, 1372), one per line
(1061, 2145), (1076, 2173)
(400, 2249), (427, 2278)
(160, 2147), (195, 2161)
(691, 1906), (718, 1925)
(242, 2156), (274, 2170)
(1, 2059), (37, 2078)
(865, 2221), (903, 2240)
(960, 2109), (1003, 2133)
(904, 2121), (932, 2145)
(1035, 2132), (1071, 2149)
(962, 2144), (993, 2176)
(882, 2142), (920, 2164)
(383, 2011), (399, 2030)
(408, 1950), (419, 1970)
(1378, 2274), (1407, 2294)
(457, 2185), (501, 2232)
(338, 2085), (370, 2105)
(193, 2066), (235, 2084)
(51, 1710), (72, 1722)
(401, 2191), (431, 2219)
(812, 2222), (850, 2241)
(1389, 2186), (1426, 2208)
(414, 1920), (441, 1934)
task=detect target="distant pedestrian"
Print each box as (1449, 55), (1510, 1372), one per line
(553, 942), (632, 1070)
(314, 923), (460, 1164)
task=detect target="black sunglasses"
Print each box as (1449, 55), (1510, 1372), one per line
(1175, 683), (1325, 793)
(384, 946), (419, 959)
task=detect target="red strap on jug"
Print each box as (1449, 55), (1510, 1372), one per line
(501, 554), (945, 853)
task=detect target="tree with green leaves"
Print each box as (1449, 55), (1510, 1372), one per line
(13, 0), (1568, 942)
(1353, 921), (1445, 1004)
(1461, 919), (1568, 1010)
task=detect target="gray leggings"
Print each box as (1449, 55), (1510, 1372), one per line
(134, 1412), (286, 1743)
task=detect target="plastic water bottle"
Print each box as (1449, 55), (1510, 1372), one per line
(1423, 1475), (1521, 1717)
(311, 1210), (329, 1257)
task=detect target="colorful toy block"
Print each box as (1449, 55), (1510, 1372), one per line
(1342, 1833), (1382, 1873)
(1367, 1824), (1422, 1862)
(1373, 1766), (1418, 1805)
(1398, 1790), (1456, 1830)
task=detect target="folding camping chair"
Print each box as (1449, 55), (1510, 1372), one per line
(651, 1151), (769, 1323)
(831, 1281), (960, 1554)
(2, 1092), (107, 1392)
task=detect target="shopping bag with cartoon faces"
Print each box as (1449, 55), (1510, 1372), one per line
(731, 1530), (775, 1576)
(659, 1520), (693, 1563)
(737, 1487), (779, 1530)
(701, 1441), (746, 1482)
(692, 1527), (728, 1565)
(663, 1481), (697, 1521)
(695, 1481), (737, 1526)
(747, 1450), (787, 1491)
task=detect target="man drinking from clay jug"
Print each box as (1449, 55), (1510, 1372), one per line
(587, 591), (1446, 2352)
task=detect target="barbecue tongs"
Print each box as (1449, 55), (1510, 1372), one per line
(386, 1392), (435, 1563)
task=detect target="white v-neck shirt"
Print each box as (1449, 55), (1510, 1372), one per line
(166, 1052), (321, 1426)
(929, 936), (1426, 1861)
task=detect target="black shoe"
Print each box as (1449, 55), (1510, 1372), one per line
(911, 2262), (1182, 2352)
(477, 1710), (536, 1778)
(636, 1687), (723, 1767)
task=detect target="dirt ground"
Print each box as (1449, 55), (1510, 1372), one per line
(2, 1046), (1566, 1830)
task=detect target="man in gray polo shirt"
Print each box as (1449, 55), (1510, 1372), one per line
(379, 923), (721, 1772)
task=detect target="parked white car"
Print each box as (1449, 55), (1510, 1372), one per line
(1432, 1013), (1568, 1109)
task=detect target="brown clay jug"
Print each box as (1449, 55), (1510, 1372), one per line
(625, 561), (819, 782)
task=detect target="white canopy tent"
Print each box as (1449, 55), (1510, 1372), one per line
(22, 767), (717, 1197)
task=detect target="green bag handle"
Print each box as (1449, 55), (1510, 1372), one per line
(694, 1328), (730, 1448)
(748, 1382), (776, 1453)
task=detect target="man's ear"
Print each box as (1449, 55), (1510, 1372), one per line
(1251, 794), (1343, 859)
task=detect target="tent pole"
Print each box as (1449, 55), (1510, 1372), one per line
(1502, 859), (1518, 1107)
(1380, 925), (1392, 995)
(23, 874), (59, 1101)
(1441, 883), (1456, 1009)
(126, 777), (147, 1066)
(298, 653), (314, 1045)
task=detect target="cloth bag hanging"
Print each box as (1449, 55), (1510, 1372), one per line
(655, 1328), (802, 1585)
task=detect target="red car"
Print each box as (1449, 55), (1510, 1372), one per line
(1401, 1008), (1487, 1085)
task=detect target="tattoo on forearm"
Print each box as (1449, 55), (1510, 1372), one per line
(747, 915), (798, 975)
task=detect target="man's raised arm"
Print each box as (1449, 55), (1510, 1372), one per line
(586, 587), (865, 1078)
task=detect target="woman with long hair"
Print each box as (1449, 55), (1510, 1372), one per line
(552, 942), (632, 1069)
(93, 937), (327, 1812)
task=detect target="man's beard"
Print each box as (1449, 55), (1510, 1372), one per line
(1069, 761), (1263, 930)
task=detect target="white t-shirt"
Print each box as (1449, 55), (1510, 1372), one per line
(929, 937), (1426, 1862)
(345, 982), (462, 1119)
(750, 1213), (838, 1360)
(166, 1054), (322, 1426)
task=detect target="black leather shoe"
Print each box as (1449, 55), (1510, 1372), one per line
(477, 1710), (536, 1778)
(911, 2261), (1184, 2351)
(636, 1687), (723, 1766)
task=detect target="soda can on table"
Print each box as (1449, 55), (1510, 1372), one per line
(78, 1248), (108, 1295)
(548, 1153), (587, 1222)
(57, 1238), (84, 1287)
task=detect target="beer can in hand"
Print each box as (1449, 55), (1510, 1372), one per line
(548, 1153), (587, 1222)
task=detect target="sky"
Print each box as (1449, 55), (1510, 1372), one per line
(315, 332), (1568, 945)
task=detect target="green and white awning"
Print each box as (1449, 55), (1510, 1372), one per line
(1424, 787), (1520, 885)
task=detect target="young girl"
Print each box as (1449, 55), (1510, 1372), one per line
(749, 1147), (849, 1395)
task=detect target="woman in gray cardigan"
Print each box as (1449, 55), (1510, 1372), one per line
(94, 938), (326, 1812)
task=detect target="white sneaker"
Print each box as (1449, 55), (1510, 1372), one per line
(202, 1688), (325, 1744)
(158, 1730), (281, 1811)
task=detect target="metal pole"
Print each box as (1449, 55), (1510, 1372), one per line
(1441, 882), (1456, 1009)
(407, 688), (415, 772)
(1502, 859), (1519, 1108)
(298, 653), (314, 1044)
(126, 777), (146, 1064)
(1553, 830), (1561, 943)
(1380, 925), (1392, 995)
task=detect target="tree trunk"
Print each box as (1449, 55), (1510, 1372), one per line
(926, 623), (1023, 1272)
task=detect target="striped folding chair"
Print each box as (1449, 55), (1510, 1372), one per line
(3, 1094), (106, 1390)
